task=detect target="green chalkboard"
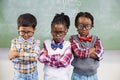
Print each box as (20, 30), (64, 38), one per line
(0, 0), (120, 49)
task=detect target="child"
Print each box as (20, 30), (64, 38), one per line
(8, 13), (40, 80)
(38, 13), (72, 80)
(70, 12), (104, 80)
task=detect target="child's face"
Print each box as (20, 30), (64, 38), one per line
(51, 24), (67, 44)
(18, 26), (35, 40)
(77, 17), (92, 37)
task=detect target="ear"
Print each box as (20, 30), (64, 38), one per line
(65, 29), (68, 32)
(33, 28), (36, 31)
(17, 27), (19, 30)
(64, 29), (68, 35)
(77, 29), (79, 32)
(50, 30), (52, 34)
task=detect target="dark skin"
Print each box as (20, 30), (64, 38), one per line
(77, 17), (98, 59)
(51, 24), (67, 44)
(43, 24), (68, 55)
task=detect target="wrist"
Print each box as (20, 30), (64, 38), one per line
(19, 52), (24, 56)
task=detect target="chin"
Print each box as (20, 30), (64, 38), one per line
(80, 34), (87, 37)
(54, 39), (61, 43)
(23, 37), (29, 40)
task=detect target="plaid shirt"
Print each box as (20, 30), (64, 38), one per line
(10, 36), (40, 74)
(38, 40), (72, 68)
(70, 34), (104, 60)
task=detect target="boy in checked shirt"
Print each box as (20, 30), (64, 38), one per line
(8, 13), (40, 80)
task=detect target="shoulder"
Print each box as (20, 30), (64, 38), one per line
(63, 40), (71, 48)
(69, 34), (78, 40)
(44, 39), (51, 43)
(11, 37), (19, 43)
(42, 40), (51, 49)
(32, 37), (40, 44)
(64, 40), (70, 45)
(43, 39), (51, 45)
(69, 34), (79, 42)
(92, 35), (101, 40)
(70, 34), (78, 38)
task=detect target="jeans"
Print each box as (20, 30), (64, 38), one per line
(13, 70), (38, 80)
(71, 72), (98, 80)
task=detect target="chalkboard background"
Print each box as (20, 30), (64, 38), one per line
(0, 0), (120, 49)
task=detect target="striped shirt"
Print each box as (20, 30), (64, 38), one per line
(38, 40), (72, 68)
(10, 36), (40, 74)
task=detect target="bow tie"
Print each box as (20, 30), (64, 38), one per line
(51, 43), (63, 49)
(80, 36), (92, 42)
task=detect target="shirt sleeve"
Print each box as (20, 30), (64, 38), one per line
(38, 42), (72, 68)
(11, 57), (22, 63)
(53, 46), (72, 68)
(94, 37), (104, 60)
(10, 39), (22, 63)
(38, 43), (51, 65)
(69, 36), (90, 59)
(19, 39), (40, 62)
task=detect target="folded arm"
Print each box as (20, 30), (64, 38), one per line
(70, 36), (104, 60)
(9, 39), (40, 63)
(70, 37), (90, 59)
(38, 43), (72, 68)
(92, 37), (104, 60)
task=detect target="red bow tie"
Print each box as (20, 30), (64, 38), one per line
(80, 36), (92, 42)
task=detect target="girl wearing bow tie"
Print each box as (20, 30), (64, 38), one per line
(38, 13), (72, 80)
(69, 12), (104, 80)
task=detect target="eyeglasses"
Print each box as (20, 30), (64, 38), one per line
(18, 31), (34, 36)
(77, 24), (92, 30)
(52, 31), (66, 36)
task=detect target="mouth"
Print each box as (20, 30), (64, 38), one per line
(23, 36), (29, 40)
(54, 38), (61, 43)
(79, 31), (88, 36)
(81, 31), (86, 34)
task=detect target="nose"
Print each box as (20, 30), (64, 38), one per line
(24, 33), (28, 36)
(56, 34), (61, 37)
(82, 27), (86, 30)
(24, 33), (29, 38)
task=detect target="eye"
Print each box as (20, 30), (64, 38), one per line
(18, 31), (34, 36)
(77, 24), (84, 29)
(77, 24), (92, 30)
(85, 25), (92, 29)
(52, 31), (66, 36)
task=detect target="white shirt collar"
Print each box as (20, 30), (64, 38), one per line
(18, 36), (34, 44)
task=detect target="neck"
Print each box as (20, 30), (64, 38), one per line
(53, 39), (64, 45)
(80, 33), (89, 37)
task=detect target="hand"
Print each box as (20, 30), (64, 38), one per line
(19, 51), (24, 57)
(89, 48), (95, 54)
(90, 52), (98, 59)
(89, 48), (98, 59)
(8, 50), (19, 60)
(44, 50), (48, 55)
(30, 57), (35, 61)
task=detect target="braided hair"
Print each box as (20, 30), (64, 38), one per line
(51, 13), (70, 29)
